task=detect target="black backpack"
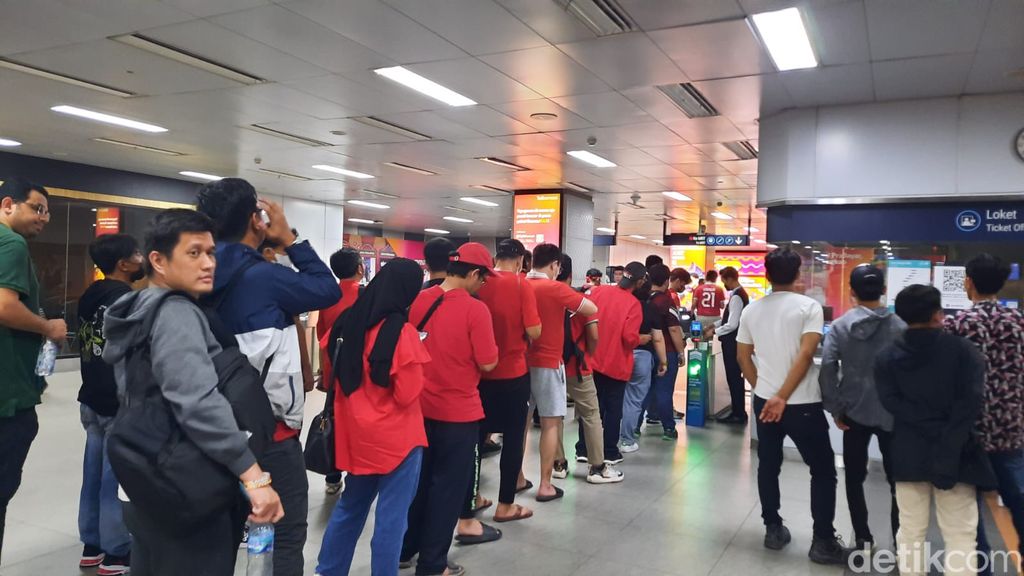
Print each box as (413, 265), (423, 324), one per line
(107, 287), (276, 531)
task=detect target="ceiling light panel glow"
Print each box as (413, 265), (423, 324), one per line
(374, 66), (477, 107)
(567, 150), (617, 168)
(51, 105), (167, 133)
(751, 7), (818, 71)
(312, 164), (375, 179)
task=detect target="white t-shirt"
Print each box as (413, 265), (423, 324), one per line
(736, 291), (824, 404)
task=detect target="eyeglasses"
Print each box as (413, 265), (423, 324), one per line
(20, 201), (49, 216)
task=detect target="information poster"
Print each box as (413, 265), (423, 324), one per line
(95, 207), (120, 237)
(934, 265), (972, 310)
(513, 193), (561, 252)
(886, 260), (932, 309)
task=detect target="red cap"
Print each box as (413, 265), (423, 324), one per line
(450, 242), (496, 275)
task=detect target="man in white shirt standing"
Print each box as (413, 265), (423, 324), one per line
(708, 266), (748, 424)
(736, 248), (849, 565)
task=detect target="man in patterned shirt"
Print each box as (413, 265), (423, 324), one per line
(946, 253), (1024, 559)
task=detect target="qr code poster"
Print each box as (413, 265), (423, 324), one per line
(934, 266), (972, 310)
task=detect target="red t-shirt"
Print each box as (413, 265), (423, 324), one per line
(409, 286), (498, 422)
(478, 271), (541, 380)
(317, 280), (361, 382)
(587, 285), (642, 382)
(526, 277), (586, 369)
(564, 312), (597, 379)
(333, 322), (429, 475)
(670, 291), (681, 309)
(693, 283), (726, 317)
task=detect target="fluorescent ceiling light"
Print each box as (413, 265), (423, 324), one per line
(471, 184), (513, 195)
(653, 239), (664, 244)
(443, 216), (474, 223)
(655, 83), (719, 118)
(348, 200), (389, 209)
(112, 34), (264, 85)
(348, 218), (378, 225)
(0, 138), (22, 147)
(312, 164), (375, 179)
(256, 168), (311, 181)
(767, 243), (778, 249)
(384, 162), (436, 176)
(751, 7), (818, 71)
(476, 157), (528, 171)
(92, 137), (182, 156)
(245, 124), (331, 147)
(179, 171), (223, 181)
(0, 58), (135, 97)
(461, 197), (499, 207)
(879, 239), (890, 244)
(629, 235), (646, 240)
(352, 116), (431, 141)
(745, 226), (760, 232)
(51, 105), (167, 133)
(596, 227), (616, 234)
(754, 239), (766, 244)
(791, 240), (801, 243)
(711, 211), (733, 220)
(424, 228), (450, 235)
(662, 191), (692, 202)
(568, 150), (616, 168)
(563, 0), (635, 36)
(373, 66), (476, 107)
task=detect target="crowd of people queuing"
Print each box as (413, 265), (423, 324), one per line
(0, 175), (1021, 576)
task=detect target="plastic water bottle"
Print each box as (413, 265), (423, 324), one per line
(34, 339), (58, 377)
(246, 523), (274, 576)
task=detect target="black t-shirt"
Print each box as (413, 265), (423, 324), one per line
(636, 295), (661, 354)
(77, 279), (133, 416)
(649, 291), (681, 353)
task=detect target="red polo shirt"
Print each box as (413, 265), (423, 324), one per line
(526, 276), (586, 369)
(478, 270), (541, 380)
(587, 285), (642, 381)
(409, 286), (498, 422)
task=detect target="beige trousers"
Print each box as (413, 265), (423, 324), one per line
(557, 373), (604, 467)
(895, 481), (979, 576)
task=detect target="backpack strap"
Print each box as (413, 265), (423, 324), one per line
(122, 290), (194, 405)
(416, 293), (446, 333)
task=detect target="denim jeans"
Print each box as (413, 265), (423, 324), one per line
(977, 448), (1024, 576)
(78, 405), (131, 557)
(651, 356), (680, 432)
(317, 448), (423, 576)
(620, 350), (653, 445)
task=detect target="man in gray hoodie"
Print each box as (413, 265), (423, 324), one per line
(103, 209), (283, 575)
(819, 264), (906, 551)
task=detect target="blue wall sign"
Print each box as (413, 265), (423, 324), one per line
(664, 233), (749, 246)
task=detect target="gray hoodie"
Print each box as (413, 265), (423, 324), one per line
(819, 305), (906, 431)
(103, 287), (256, 477)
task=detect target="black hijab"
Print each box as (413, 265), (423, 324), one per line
(329, 258), (424, 396)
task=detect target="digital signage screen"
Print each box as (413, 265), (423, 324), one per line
(513, 193), (561, 252)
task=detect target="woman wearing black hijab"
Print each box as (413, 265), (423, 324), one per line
(316, 258), (431, 576)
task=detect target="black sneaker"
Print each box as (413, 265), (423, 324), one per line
(662, 428), (679, 441)
(481, 440), (502, 458)
(447, 561), (466, 576)
(645, 416), (660, 425)
(604, 450), (624, 465)
(808, 535), (852, 565)
(764, 523), (791, 550)
(97, 553), (130, 576)
(80, 545), (105, 568)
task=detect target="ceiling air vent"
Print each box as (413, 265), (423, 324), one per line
(0, 58), (135, 97)
(245, 124), (332, 147)
(112, 34), (264, 85)
(351, 117), (432, 141)
(557, 0), (635, 36)
(721, 140), (758, 160)
(656, 83), (720, 118)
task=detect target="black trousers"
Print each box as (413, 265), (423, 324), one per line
(403, 419), (479, 576)
(753, 396), (838, 540)
(719, 335), (747, 418)
(124, 500), (245, 576)
(258, 436), (309, 576)
(842, 418), (897, 543)
(580, 372), (627, 461)
(474, 375), (530, 505)
(0, 407), (38, 562)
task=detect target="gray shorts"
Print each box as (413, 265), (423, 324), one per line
(529, 365), (567, 418)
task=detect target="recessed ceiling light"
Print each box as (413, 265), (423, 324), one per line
(596, 227), (616, 234)
(629, 235), (646, 240)
(443, 216), (474, 223)
(0, 138), (22, 147)
(711, 211), (733, 220)
(745, 226), (760, 232)
(51, 105), (167, 133)
(754, 239), (766, 244)
(348, 218), (378, 225)
(312, 164), (375, 179)
(792, 240), (801, 243)
(384, 162), (436, 176)
(348, 200), (390, 209)
(653, 239), (664, 244)
(92, 137), (182, 156)
(424, 228), (450, 235)
(373, 66), (476, 107)
(662, 191), (691, 202)
(529, 112), (558, 121)
(112, 34), (264, 85)
(804, 245), (813, 249)
(879, 239), (890, 244)
(767, 243), (778, 249)
(0, 58), (135, 97)
(751, 7), (818, 71)
(568, 150), (616, 168)
(461, 197), (499, 207)
(476, 157), (528, 171)
(179, 171), (222, 181)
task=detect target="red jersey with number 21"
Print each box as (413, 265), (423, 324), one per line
(693, 283), (725, 317)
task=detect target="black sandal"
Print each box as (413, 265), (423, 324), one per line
(455, 522), (502, 546)
(515, 480), (533, 494)
(535, 486), (564, 502)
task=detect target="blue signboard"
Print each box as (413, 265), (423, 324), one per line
(664, 233), (750, 246)
(767, 202), (1024, 243)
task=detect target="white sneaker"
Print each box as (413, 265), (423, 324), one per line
(552, 461), (569, 479)
(620, 442), (639, 453)
(587, 464), (624, 484)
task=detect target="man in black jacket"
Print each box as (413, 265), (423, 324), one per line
(75, 234), (144, 574)
(876, 284), (993, 576)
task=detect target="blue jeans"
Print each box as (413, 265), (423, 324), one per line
(317, 447), (423, 576)
(620, 350), (653, 445)
(78, 405), (130, 557)
(652, 356), (680, 432)
(977, 449), (1024, 576)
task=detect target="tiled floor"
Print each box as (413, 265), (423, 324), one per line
(2, 371), (1010, 575)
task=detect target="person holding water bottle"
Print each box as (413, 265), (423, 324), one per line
(0, 177), (66, 562)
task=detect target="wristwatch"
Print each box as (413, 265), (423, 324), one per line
(243, 472), (272, 490)
(290, 234), (303, 247)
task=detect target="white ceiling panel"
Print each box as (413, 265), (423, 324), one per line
(628, 164), (689, 179)
(780, 63), (875, 107)
(546, 128), (636, 150)
(613, 178), (672, 192)
(497, 132), (563, 156)
(864, 0), (991, 60)
(557, 33), (687, 91)
(492, 0), (597, 45)
(692, 175), (751, 189)
(740, 174), (759, 186)
(619, 0), (746, 30)
(692, 74), (791, 120)
(676, 162), (734, 177)
(552, 92), (651, 127)
(648, 19), (774, 81)
(480, 46), (610, 98)
(873, 54), (975, 101)
(719, 159), (759, 175)
(433, 106), (537, 137)
(588, 147), (662, 167)
(655, 173), (706, 191)
(964, 51), (1024, 95)
(641, 145), (710, 163)
(977, 0), (1024, 54)
(241, 84), (361, 120)
(279, 0), (466, 63)
(611, 122), (689, 147)
(406, 58), (541, 104)
(490, 99), (594, 132)
(371, 111), (486, 141)
(285, 74), (428, 116)
(381, 0), (548, 56)
(691, 142), (747, 161)
(802, 0), (871, 66)
(665, 116), (746, 144)
(620, 87), (693, 124)
(157, 0), (270, 18)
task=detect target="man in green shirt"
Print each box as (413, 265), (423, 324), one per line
(0, 177), (66, 560)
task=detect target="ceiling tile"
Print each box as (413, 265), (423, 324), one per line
(611, 122), (689, 147)
(803, 0), (871, 66)
(546, 128), (636, 150)
(719, 159), (759, 175)
(692, 175), (751, 188)
(480, 46), (611, 98)
(490, 98), (594, 132)
(407, 58), (541, 104)
(373, 111), (486, 141)
(641, 145), (710, 163)
(619, 0), (746, 30)
(552, 92), (651, 127)
(872, 54), (974, 101)
(434, 106), (536, 137)
(665, 116), (745, 144)
(692, 74), (791, 120)
(864, 0), (991, 60)
(621, 86), (692, 123)
(648, 19), (774, 81)
(977, 0), (1024, 54)
(497, 132), (563, 156)
(677, 162), (734, 177)
(158, 0), (269, 17)
(381, 0), (548, 55)
(285, 74), (428, 116)
(628, 164), (689, 179)
(557, 33), (687, 91)
(592, 147), (663, 167)
(779, 63), (875, 107)
(243, 83), (361, 120)
(691, 142), (748, 161)
(964, 50), (1024, 95)
(493, 0), (597, 44)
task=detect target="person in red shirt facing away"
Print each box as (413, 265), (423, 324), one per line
(316, 247), (365, 494)
(316, 258), (429, 576)
(475, 239), (541, 522)
(525, 244), (598, 502)
(585, 262), (645, 465)
(693, 269), (726, 328)
(401, 242), (500, 576)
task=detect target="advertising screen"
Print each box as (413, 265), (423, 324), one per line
(513, 193), (561, 252)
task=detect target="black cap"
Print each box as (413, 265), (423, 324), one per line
(850, 264), (884, 293)
(619, 261), (648, 288)
(496, 238), (527, 259)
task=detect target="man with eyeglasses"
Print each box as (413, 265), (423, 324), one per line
(0, 177), (67, 560)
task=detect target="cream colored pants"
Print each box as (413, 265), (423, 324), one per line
(895, 481), (979, 576)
